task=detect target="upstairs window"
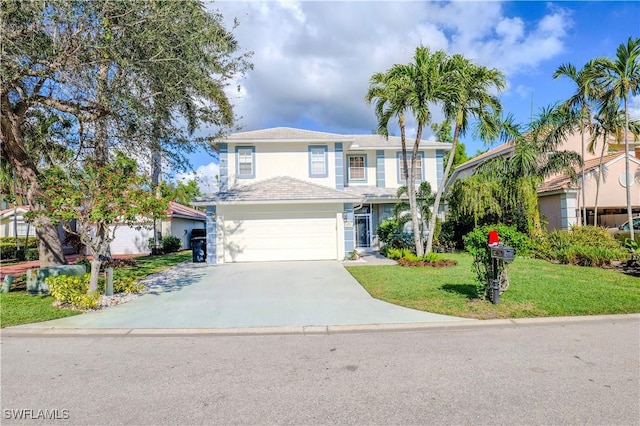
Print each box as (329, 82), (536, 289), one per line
(348, 155), (367, 182)
(236, 146), (255, 179)
(308, 145), (328, 178)
(397, 152), (424, 183)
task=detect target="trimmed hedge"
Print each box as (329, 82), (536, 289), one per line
(0, 237), (38, 261)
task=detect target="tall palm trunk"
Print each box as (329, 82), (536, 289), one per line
(623, 97), (634, 240)
(410, 125), (425, 256)
(593, 130), (608, 226)
(0, 99), (66, 266)
(580, 121), (587, 225)
(426, 114), (461, 254)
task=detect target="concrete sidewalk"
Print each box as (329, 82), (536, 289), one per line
(11, 261), (465, 329)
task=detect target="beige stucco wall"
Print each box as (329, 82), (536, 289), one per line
(225, 143), (442, 191)
(539, 191), (578, 232)
(581, 156), (640, 208)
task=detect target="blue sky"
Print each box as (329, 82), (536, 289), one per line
(178, 1), (640, 187)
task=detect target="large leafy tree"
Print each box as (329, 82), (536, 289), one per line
(36, 153), (167, 292)
(1, 1), (250, 265)
(425, 55), (505, 253)
(591, 37), (640, 240)
(366, 47), (448, 255)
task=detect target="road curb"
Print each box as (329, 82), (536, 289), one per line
(1, 314), (637, 337)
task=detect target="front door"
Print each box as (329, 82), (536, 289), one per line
(354, 214), (371, 248)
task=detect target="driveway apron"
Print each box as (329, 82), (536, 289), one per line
(14, 261), (465, 328)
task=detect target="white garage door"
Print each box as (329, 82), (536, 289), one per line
(221, 205), (338, 262)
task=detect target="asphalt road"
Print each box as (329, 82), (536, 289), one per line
(1, 316), (638, 425)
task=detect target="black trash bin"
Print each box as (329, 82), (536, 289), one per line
(191, 237), (207, 263)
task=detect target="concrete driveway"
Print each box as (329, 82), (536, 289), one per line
(13, 261), (466, 329)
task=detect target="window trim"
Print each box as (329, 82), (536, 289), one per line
(347, 154), (368, 183)
(235, 146), (255, 179)
(396, 152), (424, 184)
(308, 145), (329, 178)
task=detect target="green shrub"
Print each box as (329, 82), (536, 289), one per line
(536, 226), (628, 266)
(377, 218), (415, 252)
(0, 237), (38, 260)
(98, 276), (145, 294)
(162, 235), (182, 253)
(46, 274), (100, 310)
(463, 224), (532, 257)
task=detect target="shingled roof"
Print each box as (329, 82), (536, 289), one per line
(167, 201), (206, 220)
(224, 127), (352, 142)
(192, 177), (363, 205)
(222, 127), (451, 150)
(537, 152), (624, 194)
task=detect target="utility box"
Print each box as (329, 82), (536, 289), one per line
(26, 264), (87, 295)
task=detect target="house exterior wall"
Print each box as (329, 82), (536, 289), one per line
(581, 157), (640, 208)
(161, 218), (206, 250)
(224, 142), (442, 192)
(226, 142), (336, 188)
(539, 194), (563, 232)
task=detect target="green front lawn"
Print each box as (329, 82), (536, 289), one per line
(346, 253), (640, 319)
(0, 251), (192, 327)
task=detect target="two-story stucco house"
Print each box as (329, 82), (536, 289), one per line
(192, 127), (451, 263)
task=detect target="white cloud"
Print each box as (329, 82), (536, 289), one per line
(629, 96), (640, 120)
(176, 162), (220, 195)
(209, 1), (572, 139)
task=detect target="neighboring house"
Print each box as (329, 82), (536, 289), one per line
(0, 206), (33, 238)
(447, 131), (640, 232)
(192, 127), (451, 264)
(109, 201), (206, 255)
(0, 202), (205, 255)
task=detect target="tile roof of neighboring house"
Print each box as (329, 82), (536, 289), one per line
(537, 152), (625, 194)
(192, 177), (363, 205)
(167, 201), (206, 220)
(455, 141), (515, 171)
(224, 127), (352, 141)
(0, 206), (29, 218)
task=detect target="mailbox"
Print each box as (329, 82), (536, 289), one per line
(490, 245), (515, 262)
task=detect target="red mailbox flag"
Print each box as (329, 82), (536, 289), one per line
(488, 230), (499, 246)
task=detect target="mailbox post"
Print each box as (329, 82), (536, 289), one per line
(489, 245), (514, 304)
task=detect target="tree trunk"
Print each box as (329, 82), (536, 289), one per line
(0, 102), (66, 266)
(426, 119), (461, 254)
(623, 98), (634, 241)
(89, 259), (102, 293)
(593, 130), (607, 227)
(580, 121), (587, 226)
(410, 126), (424, 256)
(87, 62), (111, 293)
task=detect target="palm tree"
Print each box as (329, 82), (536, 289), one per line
(366, 47), (448, 255)
(592, 37), (640, 240)
(553, 61), (600, 226)
(455, 108), (582, 236)
(394, 181), (435, 237)
(425, 55), (506, 253)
